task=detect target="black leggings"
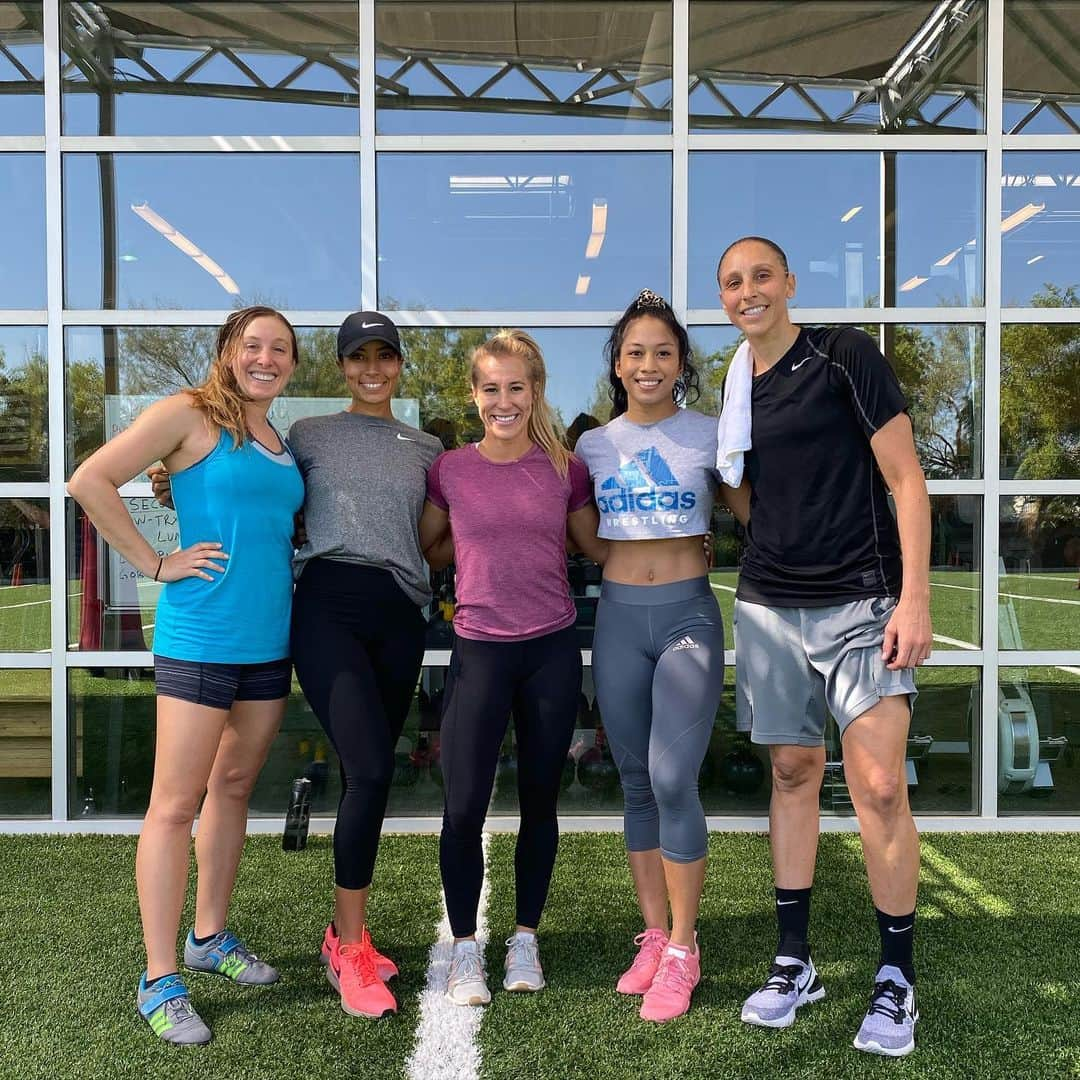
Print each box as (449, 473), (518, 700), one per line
(439, 625), (581, 938)
(291, 559), (425, 891)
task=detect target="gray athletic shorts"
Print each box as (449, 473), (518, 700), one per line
(734, 596), (917, 746)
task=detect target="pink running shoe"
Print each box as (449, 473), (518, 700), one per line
(327, 931), (398, 1019)
(616, 928), (669, 995)
(321, 922), (398, 982)
(640, 939), (701, 1022)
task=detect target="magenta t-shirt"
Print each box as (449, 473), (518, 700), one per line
(426, 443), (592, 642)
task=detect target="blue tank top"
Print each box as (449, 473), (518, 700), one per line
(153, 428), (305, 664)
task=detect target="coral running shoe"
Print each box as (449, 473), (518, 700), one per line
(616, 928), (669, 995)
(326, 929), (398, 1019)
(640, 939), (701, 1022)
(321, 921), (398, 981)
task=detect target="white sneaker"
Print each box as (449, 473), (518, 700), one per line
(741, 955), (825, 1029)
(446, 940), (491, 1007)
(503, 931), (545, 992)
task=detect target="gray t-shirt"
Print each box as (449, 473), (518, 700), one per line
(289, 411), (442, 606)
(575, 409), (720, 540)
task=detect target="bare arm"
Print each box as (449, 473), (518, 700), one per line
(567, 503), (608, 566)
(68, 396), (227, 583)
(871, 412), (933, 670)
(419, 500), (453, 571)
(719, 479), (751, 527)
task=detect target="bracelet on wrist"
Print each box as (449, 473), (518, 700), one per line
(153, 555), (164, 581)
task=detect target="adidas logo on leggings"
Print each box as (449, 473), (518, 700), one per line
(672, 636), (699, 651)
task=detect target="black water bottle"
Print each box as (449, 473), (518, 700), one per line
(282, 778), (312, 851)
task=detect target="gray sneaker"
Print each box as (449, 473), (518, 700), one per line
(446, 940), (491, 1006)
(503, 932), (545, 992)
(853, 966), (918, 1057)
(741, 955), (825, 1028)
(137, 972), (212, 1045)
(183, 929), (279, 985)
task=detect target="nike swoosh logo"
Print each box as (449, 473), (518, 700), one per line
(776, 900), (798, 906)
(361, 321), (383, 328)
(791, 356), (810, 370)
(395, 433), (415, 441)
(887, 924), (914, 933)
(797, 970), (813, 993)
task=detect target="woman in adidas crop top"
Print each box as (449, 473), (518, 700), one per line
(422, 329), (606, 1004)
(69, 307), (305, 1044)
(574, 290), (732, 1023)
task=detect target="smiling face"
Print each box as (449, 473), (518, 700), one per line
(717, 240), (796, 341)
(472, 351), (534, 449)
(339, 339), (403, 413)
(228, 315), (297, 402)
(614, 315), (682, 417)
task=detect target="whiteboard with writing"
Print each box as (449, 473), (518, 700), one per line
(101, 395), (420, 608)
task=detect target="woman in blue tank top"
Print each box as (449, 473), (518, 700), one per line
(69, 306), (304, 1046)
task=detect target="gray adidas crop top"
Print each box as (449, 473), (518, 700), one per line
(575, 409), (720, 540)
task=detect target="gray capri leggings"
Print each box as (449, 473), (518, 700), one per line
(591, 577), (725, 863)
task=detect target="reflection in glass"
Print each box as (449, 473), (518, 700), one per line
(63, 153), (361, 310)
(999, 667), (1080, 815)
(0, 155), (47, 309)
(688, 152), (880, 309)
(0, 669), (50, 816)
(689, 152), (984, 310)
(999, 497), (1080, 650)
(377, 153), (671, 311)
(0, 3), (44, 134)
(0, 499), (49, 652)
(1001, 153), (1080, 307)
(376, 1), (672, 135)
(1003, 2), (1080, 134)
(61, 2), (360, 136)
(689, 1), (986, 134)
(885, 324), (982, 479)
(0, 327), (48, 481)
(1001, 322), (1080, 479)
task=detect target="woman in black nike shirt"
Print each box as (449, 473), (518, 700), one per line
(718, 236), (931, 1057)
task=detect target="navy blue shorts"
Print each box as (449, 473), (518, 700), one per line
(154, 655), (292, 710)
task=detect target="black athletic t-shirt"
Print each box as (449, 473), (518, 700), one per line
(737, 326), (907, 607)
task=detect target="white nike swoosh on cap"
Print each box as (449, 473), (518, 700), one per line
(396, 432), (415, 441)
(361, 321), (383, 328)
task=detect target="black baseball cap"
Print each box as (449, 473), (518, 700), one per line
(337, 311), (402, 359)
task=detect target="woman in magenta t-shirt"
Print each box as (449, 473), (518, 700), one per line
(423, 329), (605, 1006)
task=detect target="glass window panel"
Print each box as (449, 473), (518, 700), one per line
(1001, 153), (1080, 307)
(689, 1), (986, 134)
(60, 2), (360, 136)
(1003, 1), (1080, 134)
(999, 496), (1080, 650)
(0, 498), (49, 652)
(688, 153), (984, 310)
(0, 327), (48, 481)
(377, 152), (671, 311)
(0, 155), (46, 309)
(1001, 322), (1080, 479)
(0, 3), (44, 134)
(999, 667), (1080, 815)
(63, 153), (361, 310)
(376, 1), (672, 135)
(0, 668), (50, 816)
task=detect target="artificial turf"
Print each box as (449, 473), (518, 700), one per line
(2, 833), (1078, 1080)
(0, 835), (441, 1080)
(478, 832), (1080, 1080)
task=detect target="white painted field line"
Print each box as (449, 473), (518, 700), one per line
(0, 599), (50, 610)
(406, 832), (490, 1080)
(710, 582), (736, 594)
(933, 581), (1080, 606)
(933, 634), (979, 650)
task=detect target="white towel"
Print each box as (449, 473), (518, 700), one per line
(715, 339), (753, 487)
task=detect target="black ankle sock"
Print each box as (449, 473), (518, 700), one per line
(145, 971), (178, 989)
(775, 886), (812, 962)
(191, 930), (221, 947)
(875, 907), (916, 985)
